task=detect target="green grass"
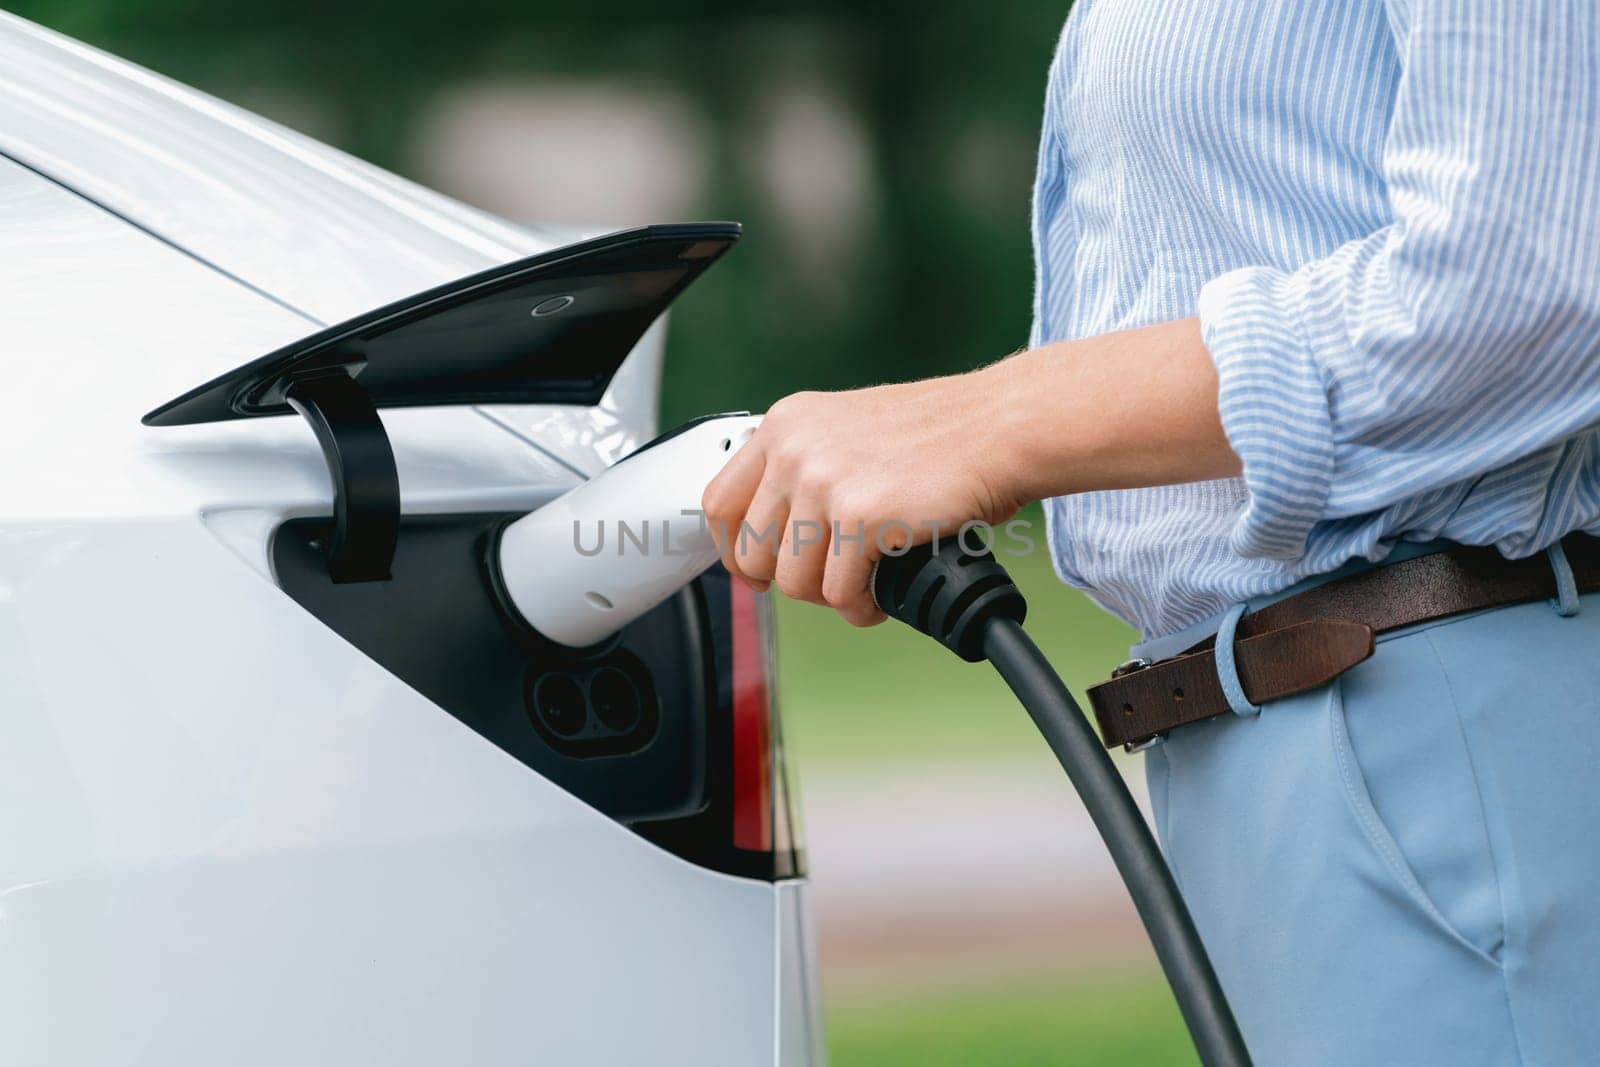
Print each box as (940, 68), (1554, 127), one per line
(826, 968), (1198, 1066)
(774, 505), (1138, 767)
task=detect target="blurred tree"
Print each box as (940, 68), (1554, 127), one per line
(12, 0), (1070, 423)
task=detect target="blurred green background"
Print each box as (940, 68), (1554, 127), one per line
(12, 2), (1192, 1060)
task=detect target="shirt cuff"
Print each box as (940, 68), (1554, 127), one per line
(1198, 266), (1337, 560)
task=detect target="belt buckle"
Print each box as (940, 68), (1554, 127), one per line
(1111, 657), (1152, 678)
(1110, 657), (1165, 753)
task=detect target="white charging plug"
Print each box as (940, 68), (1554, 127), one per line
(495, 414), (762, 647)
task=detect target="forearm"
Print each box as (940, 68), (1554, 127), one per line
(981, 317), (1241, 504)
(702, 317), (1240, 621)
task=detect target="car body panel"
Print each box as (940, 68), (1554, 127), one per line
(0, 13), (814, 1065)
(776, 882), (827, 1064)
(0, 10), (549, 325)
(0, 154), (579, 524)
(0, 10), (659, 477)
(0, 517), (779, 1065)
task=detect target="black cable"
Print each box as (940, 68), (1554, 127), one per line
(981, 617), (1249, 1066)
(874, 538), (1251, 1067)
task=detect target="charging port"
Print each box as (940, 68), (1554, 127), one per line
(272, 511), (710, 823)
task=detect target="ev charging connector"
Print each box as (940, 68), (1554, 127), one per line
(494, 414), (762, 648)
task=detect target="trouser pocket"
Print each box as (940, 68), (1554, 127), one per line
(1328, 632), (1506, 966)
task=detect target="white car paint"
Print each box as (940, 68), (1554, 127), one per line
(0, 8), (658, 479)
(0, 12), (818, 1066)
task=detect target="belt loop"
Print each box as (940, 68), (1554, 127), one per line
(1547, 541), (1581, 617)
(1215, 602), (1262, 717)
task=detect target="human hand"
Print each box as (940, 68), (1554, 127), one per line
(701, 370), (1029, 626)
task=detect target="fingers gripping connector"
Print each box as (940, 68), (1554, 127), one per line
(871, 533), (1028, 662)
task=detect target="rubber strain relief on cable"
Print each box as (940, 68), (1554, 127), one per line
(872, 532), (1028, 662)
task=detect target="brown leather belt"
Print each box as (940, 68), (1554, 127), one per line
(1090, 533), (1600, 751)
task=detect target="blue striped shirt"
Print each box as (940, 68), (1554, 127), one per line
(1032, 0), (1600, 638)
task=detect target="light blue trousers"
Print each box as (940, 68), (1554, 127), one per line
(1137, 545), (1600, 1066)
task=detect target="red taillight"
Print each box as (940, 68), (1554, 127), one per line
(633, 567), (802, 879)
(728, 579), (802, 872)
(730, 579), (773, 851)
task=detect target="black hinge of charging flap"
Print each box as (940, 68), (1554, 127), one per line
(284, 367), (400, 582)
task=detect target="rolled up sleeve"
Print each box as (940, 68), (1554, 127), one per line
(1199, 0), (1600, 560)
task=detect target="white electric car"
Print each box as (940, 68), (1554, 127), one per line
(0, 12), (819, 1065)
